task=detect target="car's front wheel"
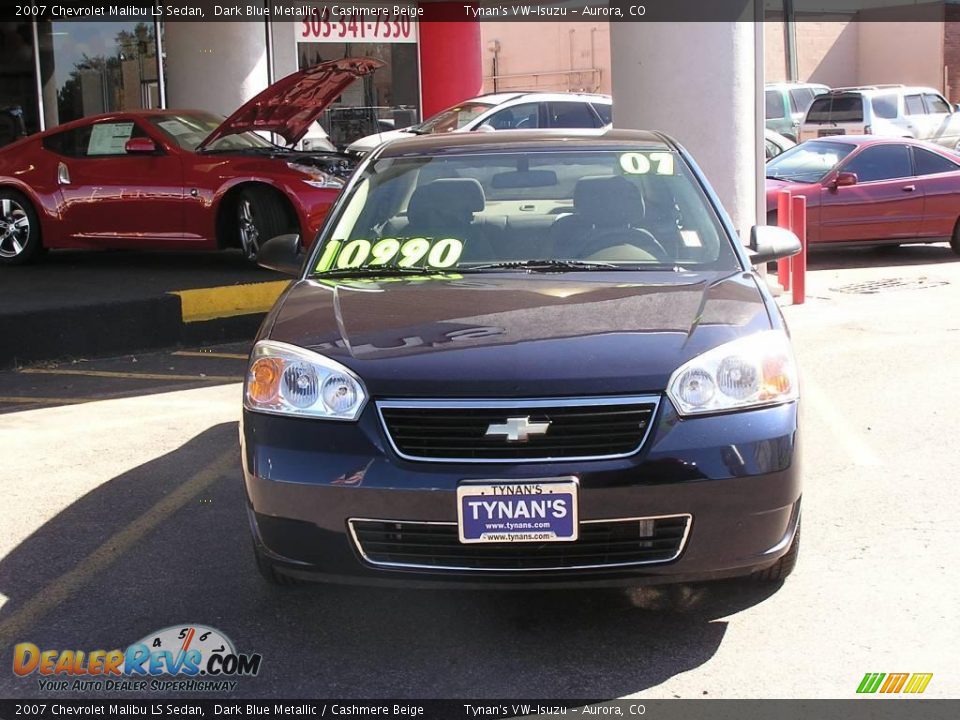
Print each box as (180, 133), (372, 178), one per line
(237, 188), (289, 263)
(0, 190), (42, 265)
(752, 521), (800, 582)
(950, 218), (960, 256)
(252, 541), (300, 586)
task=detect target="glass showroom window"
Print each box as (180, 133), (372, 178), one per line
(37, 19), (162, 128)
(0, 21), (40, 145)
(297, 36), (420, 148)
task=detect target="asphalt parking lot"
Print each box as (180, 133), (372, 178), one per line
(0, 244), (958, 699)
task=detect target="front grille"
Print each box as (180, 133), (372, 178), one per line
(349, 515), (691, 572)
(377, 397), (659, 462)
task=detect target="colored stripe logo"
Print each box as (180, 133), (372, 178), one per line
(857, 672), (933, 694)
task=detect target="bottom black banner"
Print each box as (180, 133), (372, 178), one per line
(0, 700), (957, 720)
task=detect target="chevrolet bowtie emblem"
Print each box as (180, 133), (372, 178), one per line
(484, 416), (551, 443)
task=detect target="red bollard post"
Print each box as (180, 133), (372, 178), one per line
(776, 189), (792, 291)
(791, 194), (807, 305)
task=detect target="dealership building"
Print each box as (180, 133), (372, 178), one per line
(2, 0), (852, 239)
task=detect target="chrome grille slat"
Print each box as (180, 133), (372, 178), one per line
(377, 396), (660, 463)
(349, 515), (692, 572)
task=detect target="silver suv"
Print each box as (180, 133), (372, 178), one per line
(800, 86), (960, 150)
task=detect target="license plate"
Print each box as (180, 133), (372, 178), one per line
(456, 478), (579, 544)
(818, 128), (846, 136)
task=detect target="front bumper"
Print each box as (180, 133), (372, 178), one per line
(241, 398), (801, 588)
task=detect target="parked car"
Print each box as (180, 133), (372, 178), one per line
(765, 82), (830, 142)
(242, 128), (803, 588)
(0, 58), (382, 266)
(346, 91), (613, 156)
(799, 86), (960, 150)
(766, 135), (960, 252)
(765, 128), (796, 160)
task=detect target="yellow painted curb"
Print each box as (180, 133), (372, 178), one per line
(171, 280), (290, 323)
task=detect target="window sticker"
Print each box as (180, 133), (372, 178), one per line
(680, 230), (703, 248)
(157, 119), (194, 137)
(315, 237), (464, 272)
(87, 123), (135, 156)
(619, 151), (675, 175)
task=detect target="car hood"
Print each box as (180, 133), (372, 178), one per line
(265, 271), (773, 397)
(765, 178), (818, 212)
(347, 127), (417, 153)
(198, 57), (384, 150)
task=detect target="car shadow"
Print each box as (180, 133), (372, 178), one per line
(806, 243), (958, 271)
(0, 423), (781, 699)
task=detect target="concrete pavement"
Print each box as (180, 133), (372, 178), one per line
(0, 243), (957, 699)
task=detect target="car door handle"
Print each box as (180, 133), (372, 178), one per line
(901, 185), (916, 192)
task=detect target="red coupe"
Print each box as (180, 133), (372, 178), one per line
(0, 57), (382, 266)
(765, 135), (960, 253)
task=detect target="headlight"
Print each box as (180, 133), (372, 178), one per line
(667, 330), (798, 416)
(286, 162), (344, 190)
(244, 340), (367, 420)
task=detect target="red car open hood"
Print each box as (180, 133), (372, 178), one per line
(198, 57), (384, 150)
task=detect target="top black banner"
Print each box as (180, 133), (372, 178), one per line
(0, 1), (953, 24)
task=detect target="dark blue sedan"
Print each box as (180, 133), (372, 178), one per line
(241, 129), (803, 588)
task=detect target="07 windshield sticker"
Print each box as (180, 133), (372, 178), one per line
(314, 237), (464, 272)
(619, 152), (675, 175)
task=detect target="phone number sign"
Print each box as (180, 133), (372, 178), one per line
(297, 4), (419, 44)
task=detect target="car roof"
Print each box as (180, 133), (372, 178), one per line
(469, 91), (612, 104)
(802, 134), (951, 150)
(825, 85), (941, 96)
(375, 128), (671, 157)
(37, 108), (214, 135)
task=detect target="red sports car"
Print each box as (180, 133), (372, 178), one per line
(0, 57), (382, 266)
(765, 135), (960, 253)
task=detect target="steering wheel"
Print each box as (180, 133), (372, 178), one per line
(576, 227), (671, 264)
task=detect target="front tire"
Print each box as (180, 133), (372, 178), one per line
(950, 218), (960, 256)
(252, 541), (300, 587)
(0, 190), (42, 265)
(236, 188), (289, 263)
(752, 521), (800, 582)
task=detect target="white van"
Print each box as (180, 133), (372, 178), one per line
(799, 86), (960, 150)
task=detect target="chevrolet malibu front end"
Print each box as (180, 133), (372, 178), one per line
(241, 129), (803, 588)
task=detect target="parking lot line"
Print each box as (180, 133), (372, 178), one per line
(0, 396), (88, 406)
(19, 368), (243, 382)
(172, 350), (249, 360)
(0, 448), (236, 647)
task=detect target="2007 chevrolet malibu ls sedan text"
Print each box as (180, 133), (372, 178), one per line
(240, 129), (803, 589)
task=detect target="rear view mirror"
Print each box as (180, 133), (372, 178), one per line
(749, 225), (802, 265)
(257, 234), (303, 276)
(830, 171), (858, 190)
(124, 137), (158, 154)
(491, 169), (558, 189)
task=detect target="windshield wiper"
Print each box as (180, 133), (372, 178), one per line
(314, 266), (452, 278)
(463, 259), (625, 273)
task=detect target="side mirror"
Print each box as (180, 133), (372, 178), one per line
(830, 171), (858, 190)
(124, 137), (158, 154)
(257, 234), (303, 275)
(749, 225), (802, 265)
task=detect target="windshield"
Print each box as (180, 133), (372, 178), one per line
(766, 140), (856, 183)
(308, 148), (740, 276)
(149, 113), (276, 152)
(412, 102), (494, 134)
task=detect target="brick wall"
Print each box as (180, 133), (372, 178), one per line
(946, 10), (960, 102)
